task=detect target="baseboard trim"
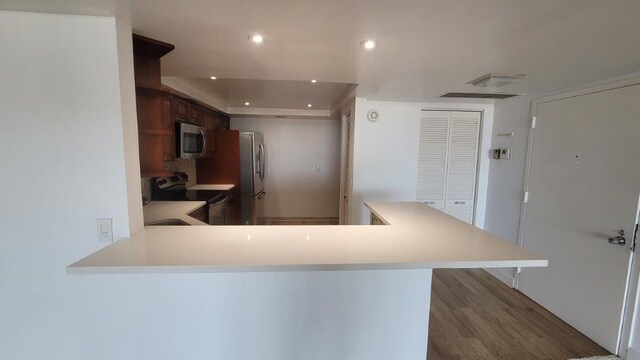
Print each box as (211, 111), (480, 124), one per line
(484, 268), (515, 288)
(628, 348), (640, 360)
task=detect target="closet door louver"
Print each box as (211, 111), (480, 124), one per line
(417, 111), (480, 223)
(416, 112), (450, 212)
(444, 112), (480, 223)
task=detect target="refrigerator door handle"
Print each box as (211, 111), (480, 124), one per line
(258, 142), (265, 180)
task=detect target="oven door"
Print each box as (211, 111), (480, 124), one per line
(177, 122), (206, 159)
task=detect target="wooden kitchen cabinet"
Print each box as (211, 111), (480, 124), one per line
(188, 103), (201, 125)
(162, 96), (176, 161)
(133, 35), (175, 177)
(136, 90), (176, 176)
(201, 110), (215, 158)
(174, 98), (188, 121)
(133, 33), (230, 177)
(197, 130), (240, 223)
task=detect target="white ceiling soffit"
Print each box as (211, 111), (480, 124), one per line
(161, 77), (354, 115)
(2, 0), (640, 102)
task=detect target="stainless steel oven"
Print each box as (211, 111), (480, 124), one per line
(176, 122), (206, 159)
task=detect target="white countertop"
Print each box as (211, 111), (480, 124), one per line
(143, 201), (208, 226)
(188, 184), (235, 191)
(69, 201), (546, 274)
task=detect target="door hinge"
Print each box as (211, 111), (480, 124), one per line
(531, 116), (537, 129)
(523, 191), (529, 203)
(632, 223), (639, 252)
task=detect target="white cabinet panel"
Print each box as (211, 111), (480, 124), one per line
(417, 114), (449, 201)
(417, 111), (480, 224)
(422, 200), (444, 212)
(444, 200), (473, 223)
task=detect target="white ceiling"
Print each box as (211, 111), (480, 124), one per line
(162, 77), (353, 111)
(3, 0), (640, 108)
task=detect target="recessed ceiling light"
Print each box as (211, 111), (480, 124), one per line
(209, 76), (217, 80)
(244, 102), (250, 106)
(249, 34), (264, 44)
(307, 104), (313, 108)
(311, 79), (317, 83)
(360, 40), (378, 50)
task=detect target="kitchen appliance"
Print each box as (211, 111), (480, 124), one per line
(176, 122), (207, 159)
(239, 132), (265, 225)
(151, 172), (229, 225)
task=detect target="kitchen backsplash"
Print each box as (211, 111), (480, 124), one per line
(164, 159), (197, 186)
(141, 159), (197, 200)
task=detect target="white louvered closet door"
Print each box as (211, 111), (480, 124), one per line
(417, 111), (480, 223)
(417, 112), (449, 211)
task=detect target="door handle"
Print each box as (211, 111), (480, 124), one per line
(608, 229), (626, 246)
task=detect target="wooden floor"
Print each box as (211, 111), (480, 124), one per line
(428, 269), (611, 360)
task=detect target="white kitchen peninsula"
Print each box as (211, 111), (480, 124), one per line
(68, 202), (546, 360)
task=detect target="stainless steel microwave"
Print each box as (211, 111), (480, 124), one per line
(176, 122), (206, 159)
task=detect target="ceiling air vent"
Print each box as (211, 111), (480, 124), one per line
(440, 92), (521, 99)
(467, 73), (526, 88)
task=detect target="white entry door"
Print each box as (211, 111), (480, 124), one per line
(519, 83), (640, 353)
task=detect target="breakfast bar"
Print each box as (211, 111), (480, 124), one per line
(68, 202), (546, 359)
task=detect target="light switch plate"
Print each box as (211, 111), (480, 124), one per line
(96, 218), (113, 242)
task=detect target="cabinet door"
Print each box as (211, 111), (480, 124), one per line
(162, 96), (176, 161)
(416, 111), (480, 224)
(188, 103), (201, 125)
(443, 111), (480, 224)
(202, 110), (215, 129)
(416, 112), (449, 209)
(174, 98), (188, 121)
(201, 110), (215, 157)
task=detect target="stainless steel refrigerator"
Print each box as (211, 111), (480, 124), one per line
(239, 132), (265, 225)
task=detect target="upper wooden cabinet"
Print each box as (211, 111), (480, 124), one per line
(173, 98), (188, 121)
(136, 88), (175, 176)
(188, 103), (201, 125)
(133, 34), (228, 176)
(133, 35), (175, 177)
(132, 34), (174, 90)
(161, 96), (176, 161)
(173, 97), (204, 126)
(202, 110), (215, 157)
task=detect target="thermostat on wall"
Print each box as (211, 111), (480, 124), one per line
(367, 110), (380, 122)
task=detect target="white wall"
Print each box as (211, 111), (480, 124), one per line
(0, 11), (132, 358)
(349, 98), (494, 226)
(116, 19), (145, 234)
(231, 117), (341, 218)
(483, 96), (533, 285)
(0, 12), (430, 360)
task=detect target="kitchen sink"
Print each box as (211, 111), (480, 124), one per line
(145, 219), (190, 226)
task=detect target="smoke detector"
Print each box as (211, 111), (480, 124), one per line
(467, 73), (526, 88)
